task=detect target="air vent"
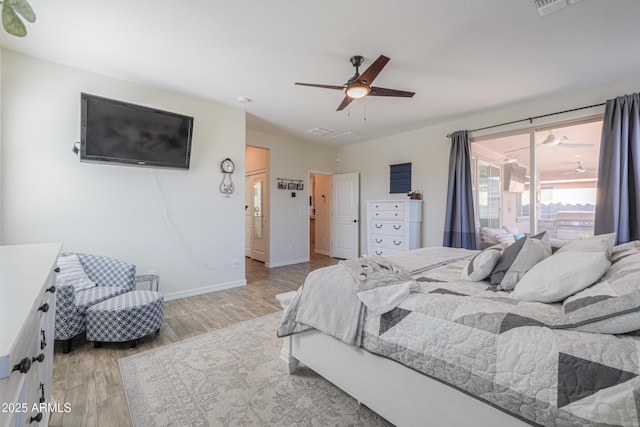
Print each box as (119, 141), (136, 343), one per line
(535, 0), (567, 16)
(307, 127), (333, 136)
(330, 132), (367, 143)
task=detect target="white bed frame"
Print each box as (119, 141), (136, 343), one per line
(277, 293), (531, 427)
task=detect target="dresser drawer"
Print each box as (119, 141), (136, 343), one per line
(370, 221), (405, 236)
(370, 209), (404, 220)
(370, 246), (403, 257)
(370, 201), (404, 211)
(370, 234), (407, 250)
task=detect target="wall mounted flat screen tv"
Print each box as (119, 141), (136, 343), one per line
(80, 93), (194, 169)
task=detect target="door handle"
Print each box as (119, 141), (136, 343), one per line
(352, 219), (358, 223)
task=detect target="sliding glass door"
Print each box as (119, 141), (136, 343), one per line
(471, 119), (602, 245)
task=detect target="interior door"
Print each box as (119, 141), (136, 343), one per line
(331, 172), (360, 259)
(250, 173), (266, 262)
(245, 176), (252, 257)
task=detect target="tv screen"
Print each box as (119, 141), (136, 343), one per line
(504, 163), (527, 193)
(80, 93), (194, 169)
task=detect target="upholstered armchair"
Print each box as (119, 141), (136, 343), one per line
(55, 253), (136, 353)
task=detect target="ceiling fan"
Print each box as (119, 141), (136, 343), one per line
(563, 161), (593, 174)
(295, 55), (415, 111)
(504, 130), (594, 154)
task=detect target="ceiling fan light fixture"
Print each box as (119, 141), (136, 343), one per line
(345, 83), (370, 99)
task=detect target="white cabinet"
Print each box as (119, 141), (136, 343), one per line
(0, 243), (62, 427)
(367, 200), (422, 256)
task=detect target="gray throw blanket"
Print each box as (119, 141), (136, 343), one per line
(278, 256), (417, 345)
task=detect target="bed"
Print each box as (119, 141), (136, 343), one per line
(278, 237), (640, 426)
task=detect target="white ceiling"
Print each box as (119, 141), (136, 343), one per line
(1, 0), (639, 146)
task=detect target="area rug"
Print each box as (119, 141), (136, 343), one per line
(119, 312), (391, 426)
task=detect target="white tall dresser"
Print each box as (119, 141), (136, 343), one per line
(0, 243), (61, 427)
(366, 200), (423, 256)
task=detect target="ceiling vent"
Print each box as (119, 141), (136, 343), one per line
(306, 127), (333, 136)
(330, 132), (367, 143)
(535, 0), (567, 16)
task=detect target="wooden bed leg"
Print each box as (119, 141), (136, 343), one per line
(280, 336), (300, 374)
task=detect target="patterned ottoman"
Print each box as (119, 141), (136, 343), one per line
(86, 290), (164, 347)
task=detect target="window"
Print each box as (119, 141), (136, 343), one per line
(471, 119), (602, 242)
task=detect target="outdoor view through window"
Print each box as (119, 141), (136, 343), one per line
(471, 119), (602, 247)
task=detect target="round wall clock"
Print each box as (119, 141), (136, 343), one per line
(221, 158), (235, 173)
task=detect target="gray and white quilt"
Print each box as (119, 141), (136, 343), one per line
(279, 245), (640, 426)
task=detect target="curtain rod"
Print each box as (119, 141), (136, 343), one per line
(446, 102), (606, 138)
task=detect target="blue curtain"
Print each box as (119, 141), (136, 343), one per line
(594, 93), (640, 244)
(443, 130), (477, 249)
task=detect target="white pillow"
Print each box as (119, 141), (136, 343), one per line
(512, 251), (610, 303)
(56, 254), (96, 292)
(555, 233), (616, 259)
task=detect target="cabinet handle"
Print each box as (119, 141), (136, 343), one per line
(33, 353), (45, 364)
(375, 251), (383, 255)
(375, 239), (382, 243)
(38, 303), (49, 313)
(39, 383), (45, 404)
(30, 413), (43, 424)
(45, 285), (56, 294)
(375, 224), (382, 229)
(54, 267), (60, 273)
(393, 225), (402, 230)
(12, 357), (32, 374)
(41, 330), (46, 350)
(394, 240), (402, 245)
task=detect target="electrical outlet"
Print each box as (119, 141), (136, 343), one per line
(232, 259), (239, 269)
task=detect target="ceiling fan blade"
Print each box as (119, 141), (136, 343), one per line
(369, 86), (415, 97)
(295, 82), (345, 90)
(556, 142), (594, 149)
(504, 145), (529, 154)
(357, 55), (390, 86)
(337, 96), (354, 111)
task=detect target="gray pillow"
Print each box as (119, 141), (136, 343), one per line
(461, 244), (507, 281)
(490, 232), (551, 291)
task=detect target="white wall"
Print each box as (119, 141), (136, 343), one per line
(1, 50), (247, 300)
(246, 130), (337, 267)
(337, 75), (640, 253)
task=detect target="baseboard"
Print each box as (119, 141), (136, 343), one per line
(314, 249), (330, 256)
(163, 279), (246, 301)
(266, 257), (309, 268)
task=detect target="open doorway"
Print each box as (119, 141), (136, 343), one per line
(309, 172), (331, 259)
(246, 146), (270, 263)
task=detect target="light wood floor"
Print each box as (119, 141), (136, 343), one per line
(50, 253), (339, 427)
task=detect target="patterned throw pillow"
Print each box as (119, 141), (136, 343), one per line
(555, 233), (616, 259)
(57, 254), (96, 292)
(554, 241), (640, 334)
(490, 232), (551, 291)
(461, 244), (507, 281)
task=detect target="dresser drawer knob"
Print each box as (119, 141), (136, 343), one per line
(30, 412), (43, 424)
(45, 285), (56, 294)
(39, 383), (45, 404)
(41, 330), (47, 350)
(12, 357), (32, 374)
(38, 303), (49, 313)
(54, 267), (60, 273)
(33, 353), (45, 364)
